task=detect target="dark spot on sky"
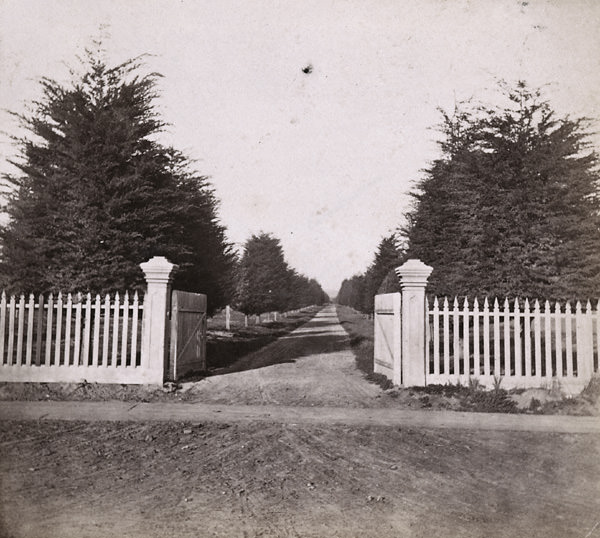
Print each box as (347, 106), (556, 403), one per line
(302, 64), (313, 74)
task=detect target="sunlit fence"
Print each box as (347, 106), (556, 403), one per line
(374, 259), (599, 395)
(0, 291), (146, 383)
(426, 297), (599, 394)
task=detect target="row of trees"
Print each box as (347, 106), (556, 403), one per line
(338, 81), (600, 310)
(235, 233), (329, 315)
(0, 48), (327, 314)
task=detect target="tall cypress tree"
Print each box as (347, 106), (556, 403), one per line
(235, 232), (327, 314)
(0, 48), (236, 310)
(361, 234), (404, 312)
(402, 82), (600, 301)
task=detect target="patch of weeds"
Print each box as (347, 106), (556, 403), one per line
(365, 372), (394, 390)
(529, 398), (542, 412)
(412, 384), (464, 398)
(460, 388), (518, 413)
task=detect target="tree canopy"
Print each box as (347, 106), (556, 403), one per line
(0, 48), (236, 311)
(400, 82), (600, 301)
(235, 233), (328, 315)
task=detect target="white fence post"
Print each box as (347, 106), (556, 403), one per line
(395, 259), (433, 387)
(225, 305), (231, 331)
(140, 256), (178, 385)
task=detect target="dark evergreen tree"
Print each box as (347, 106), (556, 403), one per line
(361, 234), (404, 312)
(0, 48), (236, 311)
(235, 232), (327, 314)
(336, 274), (366, 311)
(401, 82), (600, 301)
(235, 233), (294, 315)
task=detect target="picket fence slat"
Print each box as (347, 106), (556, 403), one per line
(112, 293), (120, 367)
(92, 295), (101, 367)
(7, 295), (15, 364)
(55, 293), (63, 366)
(131, 292), (140, 367)
(121, 293), (129, 367)
(16, 295), (25, 365)
(26, 295), (34, 366)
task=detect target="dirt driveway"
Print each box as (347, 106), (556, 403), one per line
(1, 305), (600, 538)
(183, 305), (384, 407)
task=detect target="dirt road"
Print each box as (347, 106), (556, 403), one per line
(184, 305), (384, 407)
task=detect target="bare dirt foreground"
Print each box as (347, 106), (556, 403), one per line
(1, 306), (599, 538)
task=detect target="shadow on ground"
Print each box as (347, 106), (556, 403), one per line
(207, 331), (350, 376)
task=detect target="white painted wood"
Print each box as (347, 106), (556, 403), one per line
(473, 298), (480, 376)
(16, 295), (25, 365)
(544, 300), (552, 377)
(503, 299), (511, 376)
(555, 302), (563, 377)
(102, 294), (111, 367)
(493, 299), (501, 376)
(483, 298), (490, 376)
(533, 300), (542, 378)
(131, 292), (140, 367)
(26, 294), (34, 366)
(453, 298), (460, 375)
(64, 294), (72, 366)
(565, 302), (573, 378)
(121, 292), (129, 367)
(7, 294), (15, 364)
(112, 292), (120, 367)
(73, 294), (82, 366)
(443, 298), (450, 375)
(524, 299), (532, 378)
(91, 295), (100, 367)
(45, 294), (53, 365)
(433, 297), (440, 375)
(0, 292), (6, 365)
(55, 293), (63, 366)
(463, 298), (470, 375)
(514, 299), (522, 378)
(82, 294), (92, 366)
(596, 300), (600, 373)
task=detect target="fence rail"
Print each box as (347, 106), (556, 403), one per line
(426, 297), (599, 393)
(0, 291), (148, 384)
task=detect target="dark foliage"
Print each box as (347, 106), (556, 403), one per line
(400, 81), (600, 301)
(0, 47), (236, 312)
(235, 232), (328, 315)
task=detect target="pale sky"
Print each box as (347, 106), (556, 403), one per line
(1, 0), (600, 296)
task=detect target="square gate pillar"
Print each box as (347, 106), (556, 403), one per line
(140, 256), (178, 385)
(395, 259), (433, 387)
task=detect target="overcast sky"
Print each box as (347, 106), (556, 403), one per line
(1, 0), (600, 295)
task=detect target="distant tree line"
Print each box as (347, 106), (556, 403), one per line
(235, 232), (329, 315)
(337, 81), (600, 307)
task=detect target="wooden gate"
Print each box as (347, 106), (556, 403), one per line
(168, 290), (207, 381)
(373, 293), (401, 385)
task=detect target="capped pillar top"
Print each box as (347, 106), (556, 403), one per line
(395, 259), (433, 288)
(140, 256), (178, 283)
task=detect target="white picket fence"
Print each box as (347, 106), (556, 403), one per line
(373, 259), (599, 395)
(427, 297), (600, 393)
(0, 291), (148, 384)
